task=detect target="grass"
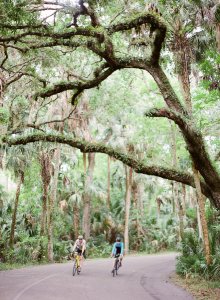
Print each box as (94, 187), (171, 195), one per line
(0, 262), (34, 271)
(0, 260), (50, 271)
(171, 273), (220, 300)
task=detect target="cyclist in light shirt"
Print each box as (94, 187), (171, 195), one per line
(111, 236), (124, 272)
(72, 235), (86, 270)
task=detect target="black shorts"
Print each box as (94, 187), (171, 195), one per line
(114, 253), (121, 258)
(75, 247), (86, 258)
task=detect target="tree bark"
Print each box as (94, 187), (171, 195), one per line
(173, 33), (212, 261)
(132, 178), (141, 247)
(182, 184), (186, 217)
(177, 188), (184, 241)
(39, 151), (51, 236)
(73, 200), (79, 239)
(193, 167), (212, 265)
(9, 172), (24, 247)
(82, 152), (95, 240)
(124, 166), (132, 254)
(107, 155), (111, 208)
(47, 146), (61, 262)
(150, 66), (220, 209)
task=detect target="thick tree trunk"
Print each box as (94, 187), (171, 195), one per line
(132, 178), (141, 249)
(174, 41), (212, 260)
(82, 153), (95, 240)
(39, 151), (51, 236)
(193, 167), (212, 265)
(196, 198), (203, 240)
(73, 201), (79, 239)
(124, 166), (132, 255)
(132, 178), (144, 250)
(107, 155), (111, 208)
(170, 120), (184, 239)
(182, 184), (186, 217)
(41, 184), (48, 236)
(176, 189), (184, 241)
(9, 172), (24, 247)
(47, 146), (61, 262)
(151, 66), (220, 209)
(170, 122), (177, 215)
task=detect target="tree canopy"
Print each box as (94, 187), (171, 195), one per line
(0, 0), (220, 208)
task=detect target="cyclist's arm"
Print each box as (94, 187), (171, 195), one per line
(81, 240), (86, 254)
(120, 242), (124, 255)
(111, 243), (116, 256)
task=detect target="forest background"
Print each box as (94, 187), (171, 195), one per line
(0, 0), (220, 286)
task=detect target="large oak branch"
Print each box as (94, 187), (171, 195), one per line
(3, 133), (212, 201)
(35, 67), (116, 104)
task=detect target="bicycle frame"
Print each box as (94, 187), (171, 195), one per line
(112, 255), (120, 277)
(72, 252), (81, 276)
(75, 253), (80, 268)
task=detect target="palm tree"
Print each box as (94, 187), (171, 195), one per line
(47, 145), (61, 262)
(124, 165), (133, 254)
(5, 146), (28, 247)
(82, 152), (96, 240)
(39, 150), (52, 236)
(69, 193), (82, 240)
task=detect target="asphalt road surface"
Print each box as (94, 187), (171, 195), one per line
(0, 253), (194, 300)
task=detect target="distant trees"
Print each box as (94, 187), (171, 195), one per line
(0, 0), (219, 260)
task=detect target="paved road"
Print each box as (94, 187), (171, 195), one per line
(0, 253), (193, 300)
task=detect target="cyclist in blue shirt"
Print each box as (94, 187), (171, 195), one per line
(111, 236), (124, 270)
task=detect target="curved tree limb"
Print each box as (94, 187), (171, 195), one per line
(35, 67), (116, 104)
(3, 132), (213, 201)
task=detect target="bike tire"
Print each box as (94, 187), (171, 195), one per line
(112, 268), (116, 277)
(115, 260), (119, 275)
(72, 262), (77, 276)
(112, 258), (119, 276)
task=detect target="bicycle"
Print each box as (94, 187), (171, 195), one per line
(72, 252), (82, 276)
(112, 254), (121, 277)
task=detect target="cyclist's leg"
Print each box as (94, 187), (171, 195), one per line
(77, 249), (83, 269)
(119, 254), (123, 266)
(113, 254), (120, 269)
(112, 254), (117, 270)
(111, 254), (116, 273)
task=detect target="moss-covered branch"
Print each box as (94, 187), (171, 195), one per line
(35, 67), (116, 103)
(3, 133), (212, 201)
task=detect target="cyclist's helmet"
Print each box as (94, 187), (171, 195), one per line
(116, 236), (121, 242)
(78, 235), (83, 240)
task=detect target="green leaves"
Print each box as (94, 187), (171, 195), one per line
(0, 107), (9, 124)
(0, 0), (38, 26)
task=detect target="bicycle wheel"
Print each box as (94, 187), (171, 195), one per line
(77, 267), (81, 275)
(115, 259), (119, 275)
(112, 268), (116, 277)
(112, 258), (118, 277)
(72, 261), (77, 276)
